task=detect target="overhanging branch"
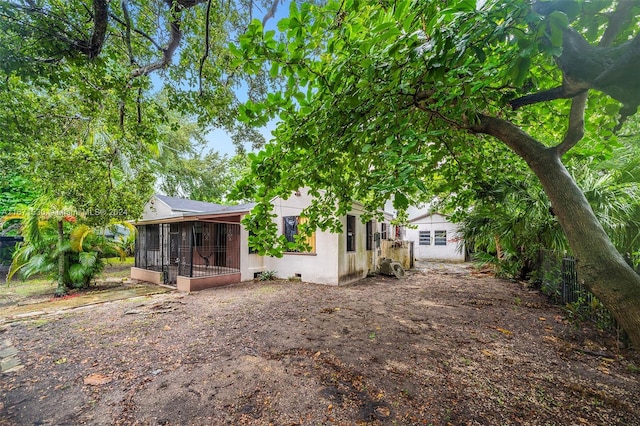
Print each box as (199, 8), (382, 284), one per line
(509, 2), (640, 131)
(470, 114), (551, 167)
(555, 91), (587, 157)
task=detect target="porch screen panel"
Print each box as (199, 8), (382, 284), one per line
(189, 222), (241, 278)
(135, 224), (164, 272)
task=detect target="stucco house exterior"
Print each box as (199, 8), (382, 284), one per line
(131, 191), (402, 291)
(403, 205), (466, 262)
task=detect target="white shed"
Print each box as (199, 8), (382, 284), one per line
(405, 211), (465, 262)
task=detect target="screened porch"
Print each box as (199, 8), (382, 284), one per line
(134, 220), (241, 287)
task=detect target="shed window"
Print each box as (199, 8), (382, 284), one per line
(283, 216), (316, 253)
(366, 220), (373, 251)
(381, 223), (388, 240)
(435, 230), (447, 246)
(346, 215), (356, 252)
(419, 231), (431, 245)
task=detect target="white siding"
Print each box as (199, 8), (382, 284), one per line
(240, 217), (266, 281)
(141, 196), (175, 220)
(406, 213), (465, 261)
(264, 190), (341, 285)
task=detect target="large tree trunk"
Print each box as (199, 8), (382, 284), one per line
(474, 115), (640, 349)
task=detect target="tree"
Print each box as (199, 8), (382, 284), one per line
(0, 0), (289, 224)
(152, 102), (250, 203)
(5, 198), (128, 295)
(232, 1), (640, 347)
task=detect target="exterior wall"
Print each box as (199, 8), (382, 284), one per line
(141, 196), (174, 220)
(380, 240), (411, 270)
(131, 267), (163, 285)
(406, 213), (465, 261)
(176, 273), (241, 292)
(240, 219), (266, 281)
(264, 190), (340, 285)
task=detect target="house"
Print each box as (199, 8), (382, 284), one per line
(131, 191), (404, 291)
(403, 204), (465, 262)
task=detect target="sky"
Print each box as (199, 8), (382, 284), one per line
(203, 1), (290, 157)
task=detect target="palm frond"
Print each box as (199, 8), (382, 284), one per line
(70, 225), (91, 252)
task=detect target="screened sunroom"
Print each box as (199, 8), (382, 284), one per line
(133, 216), (243, 291)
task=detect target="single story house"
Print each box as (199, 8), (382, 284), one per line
(131, 191), (405, 291)
(403, 205), (466, 262)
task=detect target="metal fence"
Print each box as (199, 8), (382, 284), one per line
(561, 256), (616, 329)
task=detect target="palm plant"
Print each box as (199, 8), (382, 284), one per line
(460, 150), (640, 280)
(4, 199), (125, 296)
(460, 177), (567, 279)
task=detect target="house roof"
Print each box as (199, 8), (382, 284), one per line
(135, 197), (257, 225)
(409, 211), (449, 223)
(154, 194), (225, 213)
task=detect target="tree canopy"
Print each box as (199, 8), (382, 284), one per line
(0, 0), (282, 223)
(231, 0), (640, 347)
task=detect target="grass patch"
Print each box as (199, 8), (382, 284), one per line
(1, 257), (134, 305)
(2, 276), (56, 299)
(99, 257), (135, 279)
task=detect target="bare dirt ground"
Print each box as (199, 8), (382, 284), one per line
(1, 264), (639, 425)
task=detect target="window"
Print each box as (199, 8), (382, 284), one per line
(146, 224), (160, 251)
(434, 230), (447, 246)
(381, 223), (387, 240)
(366, 221), (373, 251)
(419, 231), (431, 245)
(346, 215), (356, 252)
(283, 216), (316, 253)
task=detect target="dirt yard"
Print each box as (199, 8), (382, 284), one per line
(1, 264), (639, 425)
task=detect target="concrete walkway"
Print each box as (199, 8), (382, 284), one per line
(1, 281), (172, 375)
(0, 333), (22, 373)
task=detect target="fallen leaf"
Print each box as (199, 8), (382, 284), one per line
(496, 327), (512, 336)
(538, 317), (546, 321)
(375, 406), (390, 417)
(54, 357), (67, 364)
(327, 404), (333, 411)
(481, 349), (493, 357)
(163, 325), (171, 331)
(83, 373), (112, 386)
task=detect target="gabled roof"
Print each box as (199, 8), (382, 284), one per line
(155, 194), (224, 213)
(409, 211), (449, 223)
(135, 196), (256, 225)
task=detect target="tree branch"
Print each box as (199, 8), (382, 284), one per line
(109, 13), (163, 52)
(470, 114), (551, 167)
(599, 1), (635, 47)
(131, 1), (184, 77)
(509, 85), (586, 110)
(555, 91), (587, 157)
(262, 0), (280, 26)
(199, 0), (213, 95)
(81, 0), (109, 59)
(120, 0), (135, 65)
